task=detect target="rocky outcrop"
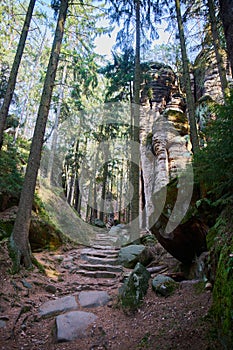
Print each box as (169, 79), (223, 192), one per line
(139, 62), (208, 264)
(193, 48), (230, 103)
(140, 63), (192, 229)
(150, 214), (208, 264)
(0, 206), (63, 251)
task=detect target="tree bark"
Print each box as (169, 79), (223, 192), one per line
(175, 0), (199, 154)
(207, 0), (228, 101)
(219, 0), (233, 77)
(130, 0), (141, 237)
(0, 0), (36, 150)
(47, 61), (68, 184)
(10, 0), (69, 272)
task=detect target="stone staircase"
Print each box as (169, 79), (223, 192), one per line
(73, 232), (123, 289)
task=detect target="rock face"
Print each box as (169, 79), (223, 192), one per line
(150, 214), (208, 264)
(140, 63), (191, 228)
(0, 206), (63, 251)
(193, 48), (230, 103)
(139, 62), (208, 264)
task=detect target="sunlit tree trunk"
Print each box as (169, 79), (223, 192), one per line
(0, 0), (36, 150)
(207, 0), (228, 101)
(175, 0), (199, 154)
(10, 0), (69, 272)
(219, 0), (233, 77)
(130, 0), (141, 236)
(99, 162), (108, 222)
(47, 61), (68, 184)
(15, 27), (48, 142)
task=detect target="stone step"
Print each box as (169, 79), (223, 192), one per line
(80, 248), (119, 258)
(91, 245), (120, 251)
(78, 263), (123, 273)
(76, 270), (118, 279)
(80, 255), (119, 266)
(93, 240), (117, 246)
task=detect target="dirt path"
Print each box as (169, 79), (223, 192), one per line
(0, 239), (221, 350)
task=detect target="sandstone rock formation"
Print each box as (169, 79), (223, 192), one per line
(139, 62), (207, 263)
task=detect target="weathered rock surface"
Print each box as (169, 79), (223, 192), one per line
(39, 295), (78, 317)
(118, 244), (147, 268)
(0, 206), (63, 251)
(78, 291), (111, 308)
(119, 262), (150, 311)
(56, 311), (97, 342)
(152, 274), (178, 297)
(139, 63), (191, 230)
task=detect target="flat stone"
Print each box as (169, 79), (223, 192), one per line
(78, 291), (111, 308)
(39, 295), (78, 317)
(21, 279), (33, 289)
(56, 311), (97, 342)
(0, 320), (6, 328)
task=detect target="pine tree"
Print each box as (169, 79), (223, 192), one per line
(10, 0), (69, 272)
(0, 0), (36, 150)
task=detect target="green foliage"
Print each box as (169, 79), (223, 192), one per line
(99, 48), (135, 102)
(206, 208), (233, 348)
(194, 91), (233, 199)
(0, 143), (24, 198)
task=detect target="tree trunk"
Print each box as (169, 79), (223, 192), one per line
(15, 27), (48, 142)
(0, 0), (36, 150)
(219, 0), (233, 77)
(207, 0), (228, 101)
(47, 62), (68, 184)
(175, 0), (199, 154)
(130, 0), (141, 237)
(10, 0), (69, 272)
(99, 162), (108, 222)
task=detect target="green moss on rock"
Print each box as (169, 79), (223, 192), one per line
(212, 243), (233, 349)
(119, 262), (150, 312)
(208, 208), (233, 349)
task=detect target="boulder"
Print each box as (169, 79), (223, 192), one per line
(94, 219), (105, 228)
(151, 274), (177, 297)
(109, 226), (121, 235)
(119, 262), (150, 311)
(56, 311), (97, 342)
(118, 244), (147, 268)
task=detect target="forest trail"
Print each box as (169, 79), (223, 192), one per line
(0, 237), (221, 350)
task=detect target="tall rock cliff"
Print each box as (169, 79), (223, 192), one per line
(139, 62), (207, 264)
(139, 62), (191, 229)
